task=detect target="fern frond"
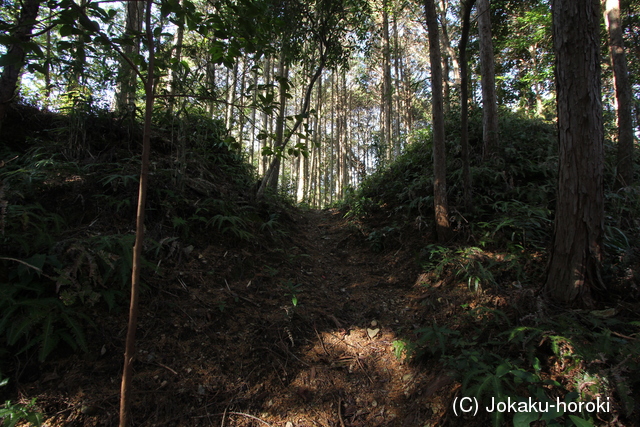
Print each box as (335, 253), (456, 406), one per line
(61, 312), (89, 353)
(39, 314), (59, 362)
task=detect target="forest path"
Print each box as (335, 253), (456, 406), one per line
(235, 207), (456, 427)
(28, 208), (458, 427)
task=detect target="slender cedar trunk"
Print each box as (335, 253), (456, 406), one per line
(260, 56), (271, 176)
(437, 0), (451, 114)
(424, 0), (452, 243)
(459, 0), (475, 212)
(257, 48), (326, 199)
(206, 56), (216, 116)
(392, 6), (402, 156)
(250, 63), (259, 167)
(313, 77), (323, 207)
(439, 0), (460, 87)
(529, 43), (544, 116)
(441, 47), (451, 115)
(330, 70), (336, 203)
(603, 0), (634, 187)
(225, 62), (238, 132)
(544, 0), (604, 307)
(116, 0), (144, 113)
(477, 0), (499, 160)
(43, 7), (52, 110)
(168, 12), (184, 116)
(401, 54), (413, 132)
(267, 54), (288, 191)
(237, 59), (247, 149)
(119, 2), (155, 424)
(0, 0), (42, 131)
(382, 0), (393, 162)
(342, 72), (349, 193)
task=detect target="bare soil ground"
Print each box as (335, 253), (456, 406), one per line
(11, 207), (475, 426)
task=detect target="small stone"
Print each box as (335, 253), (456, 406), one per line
(367, 328), (380, 338)
(81, 405), (99, 416)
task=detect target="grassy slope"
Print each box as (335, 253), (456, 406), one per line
(337, 108), (640, 426)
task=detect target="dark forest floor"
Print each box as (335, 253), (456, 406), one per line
(13, 207), (479, 426)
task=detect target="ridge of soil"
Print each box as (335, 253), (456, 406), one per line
(13, 208), (462, 426)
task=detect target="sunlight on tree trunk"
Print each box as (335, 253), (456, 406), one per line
(604, 0), (634, 188)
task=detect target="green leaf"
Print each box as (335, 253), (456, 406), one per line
(8, 317), (35, 346)
(513, 410), (540, 427)
(59, 24), (74, 37)
(79, 15), (100, 32)
(568, 415), (595, 427)
(0, 53), (21, 67)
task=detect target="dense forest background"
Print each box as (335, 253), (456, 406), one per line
(1, 0), (640, 426)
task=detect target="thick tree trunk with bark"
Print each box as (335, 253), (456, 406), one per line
(604, 0), (634, 187)
(0, 0), (42, 130)
(424, 0), (452, 243)
(477, 0), (499, 160)
(544, 0), (605, 307)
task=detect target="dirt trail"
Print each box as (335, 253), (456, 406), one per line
(21, 208), (457, 426)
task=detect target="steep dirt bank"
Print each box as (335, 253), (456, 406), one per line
(13, 208), (462, 426)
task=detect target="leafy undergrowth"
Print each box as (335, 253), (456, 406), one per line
(338, 109), (640, 426)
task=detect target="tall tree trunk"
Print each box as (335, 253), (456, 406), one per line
(43, 6), (52, 111)
(382, 0), (393, 162)
(544, 0), (604, 307)
(330, 70), (336, 203)
(168, 12), (184, 116)
(0, 0), (42, 130)
(267, 54), (288, 192)
(225, 62), (238, 132)
(250, 64), (258, 167)
(439, 0), (460, 88)
(459, 0), (476, 212)
(206, 55), (216, 116)
(392, 5), (403, 156)
(237, 59), (247, 149)
(342, 72), (350, 194)
(424, 0), (452, 242)
(257, 47), (326, 199)
(400, 54), (413, 133)
(528, 43), (544, 117)
(115, 0), (144, 113)
(604, 0), (634, 187)
(259, 56), (271, 176)
(477, 0), (499, 160)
